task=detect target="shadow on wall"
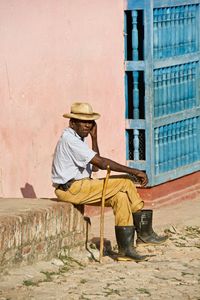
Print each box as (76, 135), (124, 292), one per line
(20, 183), (37, 198)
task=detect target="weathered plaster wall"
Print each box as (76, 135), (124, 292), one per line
(0, 0), (125, 197)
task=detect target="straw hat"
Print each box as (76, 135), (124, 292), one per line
(63, 102), (100, 120)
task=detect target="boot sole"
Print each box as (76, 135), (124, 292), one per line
(116, 256), (149, 262)
(137, 239), (168, 246)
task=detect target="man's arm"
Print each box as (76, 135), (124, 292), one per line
(90, 154), (148, 186)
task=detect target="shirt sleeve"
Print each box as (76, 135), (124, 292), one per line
(66, 136), (96, 168)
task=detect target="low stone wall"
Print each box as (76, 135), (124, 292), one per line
(0, 198), (88, 271)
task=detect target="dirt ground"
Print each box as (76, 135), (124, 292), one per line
(0, 199), (200, 300)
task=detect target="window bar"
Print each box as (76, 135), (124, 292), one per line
(154, 127), (159, 174)
(158, 126), (164, 173)
(132, 1), (139, 160)
(188, 63), (192, 108)
(157, 9), (162, 58)
(188, 118), (194, 163)
(154, 69), (159, 117)
(179, 64), (185, 111)
(185, 119), (190, 165)
(195, 5), (198, 51)
(175, 7), (180, 56)
(191, 5), (196, 52)
(187, 5), (193, 52)
(158, 69), (162, 116)
(187, 63), (192, 109)
(153, 8), (158, 59)
(172, 123), (177, 169)
(132, 10), (138, 60)
(178, 6), (182, 56)
(180, 120), (185, 166)
(166, 8), (171, 57)
(183, 5), (188, 54)
(193, 118), (198, 161)
(161, 9), (165, 58)
(176, 122), (181, 168)
(184, 64), (189, 109)
(183, 120), (188, 165)
(183, 5), (188, 52)
(126, 130), (130, 160)
(167, 124), (173, 170)
(171, 66), (176, 113)
(190, 63), (195, 108)
(160, 9), (164, 57)
(189, 63), (194, 108)
(163, 126), (168, 171)
(175, 66), (180, 112)
(133, 71), (139, 160)
(162, 69), (167, 115)
(166, 68), (170, 115)
(179, 6), (184, 55)
(168, 7), (172, 57)
(192, 62), (196, 107)
(170, 7), (175, 57)
(164, 8), (170, 57)
(133, 71), (139, 119)
(162, 8), (166, 58)
(133, 129), (139, 161)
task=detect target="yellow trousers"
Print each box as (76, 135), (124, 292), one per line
(55, 176), (144, 226)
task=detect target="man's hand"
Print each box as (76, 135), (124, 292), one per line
(134, 170), (148, 187)
(90, 121), (100, 160)
(89, 121), (97, 139)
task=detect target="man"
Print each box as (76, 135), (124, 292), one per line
(52, 102), (167, 262)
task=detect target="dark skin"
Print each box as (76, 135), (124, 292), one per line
(69, 118), (148, 186)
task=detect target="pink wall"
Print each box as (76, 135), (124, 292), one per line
(0, 0), (125, 198)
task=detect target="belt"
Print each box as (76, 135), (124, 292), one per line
(57, 179), (75, 191)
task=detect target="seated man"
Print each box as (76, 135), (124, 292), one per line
(51, 102), (167, 262)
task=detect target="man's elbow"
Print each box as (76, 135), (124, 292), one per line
(98, 158), (109, 170)
(91, 155), (108, 170)
(92, 166), (99, 172)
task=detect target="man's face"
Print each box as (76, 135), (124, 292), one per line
(70, 119), (94, 138)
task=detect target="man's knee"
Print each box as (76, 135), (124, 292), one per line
(111, 192), (133, 226)
(123, 177), (136, 190)
(110, 191), (130, 208)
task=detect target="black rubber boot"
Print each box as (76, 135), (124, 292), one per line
(133, 209), (168, 245)
(115, 226), (149, 262)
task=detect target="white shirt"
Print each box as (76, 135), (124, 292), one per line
(51, 128), (96, 185)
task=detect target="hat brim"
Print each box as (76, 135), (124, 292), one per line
(63, 112), (100, 121)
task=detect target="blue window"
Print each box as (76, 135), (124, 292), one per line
(124, 0), (200, 186)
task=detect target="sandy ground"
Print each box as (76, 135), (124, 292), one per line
(0, 198), (200, 300)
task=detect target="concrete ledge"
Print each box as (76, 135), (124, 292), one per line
(0, 198), (87, 271)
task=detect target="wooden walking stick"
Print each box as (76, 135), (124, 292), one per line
(99, 165), (111, 263)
